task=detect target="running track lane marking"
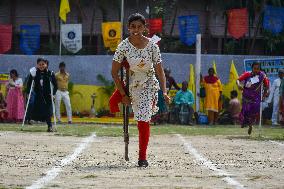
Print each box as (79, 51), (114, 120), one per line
(176, 134), (245, 189)
(26, 132), (97, 189)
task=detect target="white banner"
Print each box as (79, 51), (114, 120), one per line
(61, 24), (82, 53)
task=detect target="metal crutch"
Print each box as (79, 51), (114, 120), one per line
(21, 80), (34, 130)
(258, 82), (264, 138)
(50, 75), (57, 130)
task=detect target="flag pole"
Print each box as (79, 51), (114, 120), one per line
(120, 0), (124, 40)
(195, 34), (201, 112)
(59, 20), (62, 56)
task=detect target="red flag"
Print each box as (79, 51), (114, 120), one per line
(0, 25), (12, 54)
(146, 18), (162, 37)
(227, 8), (248, 39)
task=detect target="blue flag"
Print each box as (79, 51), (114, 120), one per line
(20, 25), (40, 55)
(263, 6), (284, 34)
(178, 15), (200, 46)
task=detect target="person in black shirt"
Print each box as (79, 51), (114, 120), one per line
(27, 58), (57, 132)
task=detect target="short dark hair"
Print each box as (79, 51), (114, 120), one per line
(251, 62), (261, 69)
(45, 59), (49, 66)
(10, 69), (18, 77)
(231, 90), (238, 98)
(59, 62), (66, 68)
(208, 67), (215, 74)
(128, 13), (146, 26)
(37, 57), (46, 64)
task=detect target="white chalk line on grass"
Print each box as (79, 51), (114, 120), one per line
(26, 132), (97, 189)
(176, 134), (245, 189)
(269, 140), (284, 147)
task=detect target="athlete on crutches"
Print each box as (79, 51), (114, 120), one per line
(25, 58), (58, 132)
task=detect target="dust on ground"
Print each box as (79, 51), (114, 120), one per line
(0, 131), (283, 189)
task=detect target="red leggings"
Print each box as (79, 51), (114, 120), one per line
(137, 121), (150, 160)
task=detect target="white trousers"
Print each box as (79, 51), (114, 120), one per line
(271, 96), (279, 124)
(55, 90), (72, 122)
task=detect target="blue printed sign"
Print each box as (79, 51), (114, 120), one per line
(20, 25), (40, 55)
(178, 15), (200, 46)
(244, 58), (284, 82)
(263, 6), (284, 34)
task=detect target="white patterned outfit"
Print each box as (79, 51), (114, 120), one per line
(113, 38), (161, 122)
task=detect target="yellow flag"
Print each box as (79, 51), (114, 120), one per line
(188, 64), (196, 110)
(229, 60), (239, 83)
(212, 60), (218, 76)
(102, 22), (121, 51)
(59, 0), (70, 22)
(222, 60), (241, 101)
(188, 64), (195, 94)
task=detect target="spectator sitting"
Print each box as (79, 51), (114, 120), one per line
(228, 90), (241, 124)
(164, 67), (180, 91)
(174, 81), (194, 125)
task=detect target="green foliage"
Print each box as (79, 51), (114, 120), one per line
(68, 82), (83, 99)
(1, 124), (283, 140)
(96, 108), (110, 118)
(159, 36), (194, 53)
(263, 30), (284, 55)
(96, 74), (115, 97)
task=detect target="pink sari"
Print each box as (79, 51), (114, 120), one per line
(6, 87), (25, 121)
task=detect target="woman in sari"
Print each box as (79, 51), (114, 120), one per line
(202, 68), (222, 125)
(6, 69), (25, 122)
(237, 62), (269, 135)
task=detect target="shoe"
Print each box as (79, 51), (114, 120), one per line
(248, 125), (253, 135)
(68, 121), (72, 124)
(138, 160), (149, 167)
(57, 120), (62, 124)
(272, 123), (280, 126)
(47, 127), (53, 132)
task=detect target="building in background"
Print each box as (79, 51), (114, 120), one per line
(0, 0), (283, 55)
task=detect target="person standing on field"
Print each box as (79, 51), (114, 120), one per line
(55, 62), (72, 124)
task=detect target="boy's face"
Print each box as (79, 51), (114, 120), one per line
(252, 64), (260, 74)
(37, 61), (47, 71)
(59, 66), (65, 72)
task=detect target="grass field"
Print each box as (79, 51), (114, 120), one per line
(0, 123), (283, 140)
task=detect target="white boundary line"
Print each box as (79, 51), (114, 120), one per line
(176, 134), (245, 189)
(26, 132), (97, 189)
(269, 140), (284, 147)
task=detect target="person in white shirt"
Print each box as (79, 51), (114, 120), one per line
(266, 69), (284, 126)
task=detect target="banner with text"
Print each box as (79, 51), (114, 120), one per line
(178, 15), (200, 46)
(61, 24), (82, 53)
(244, 58), (284, 82)
(102, 22), (121, 52)
(20, 25), (40, 55)
(0, 25), (12, 54)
